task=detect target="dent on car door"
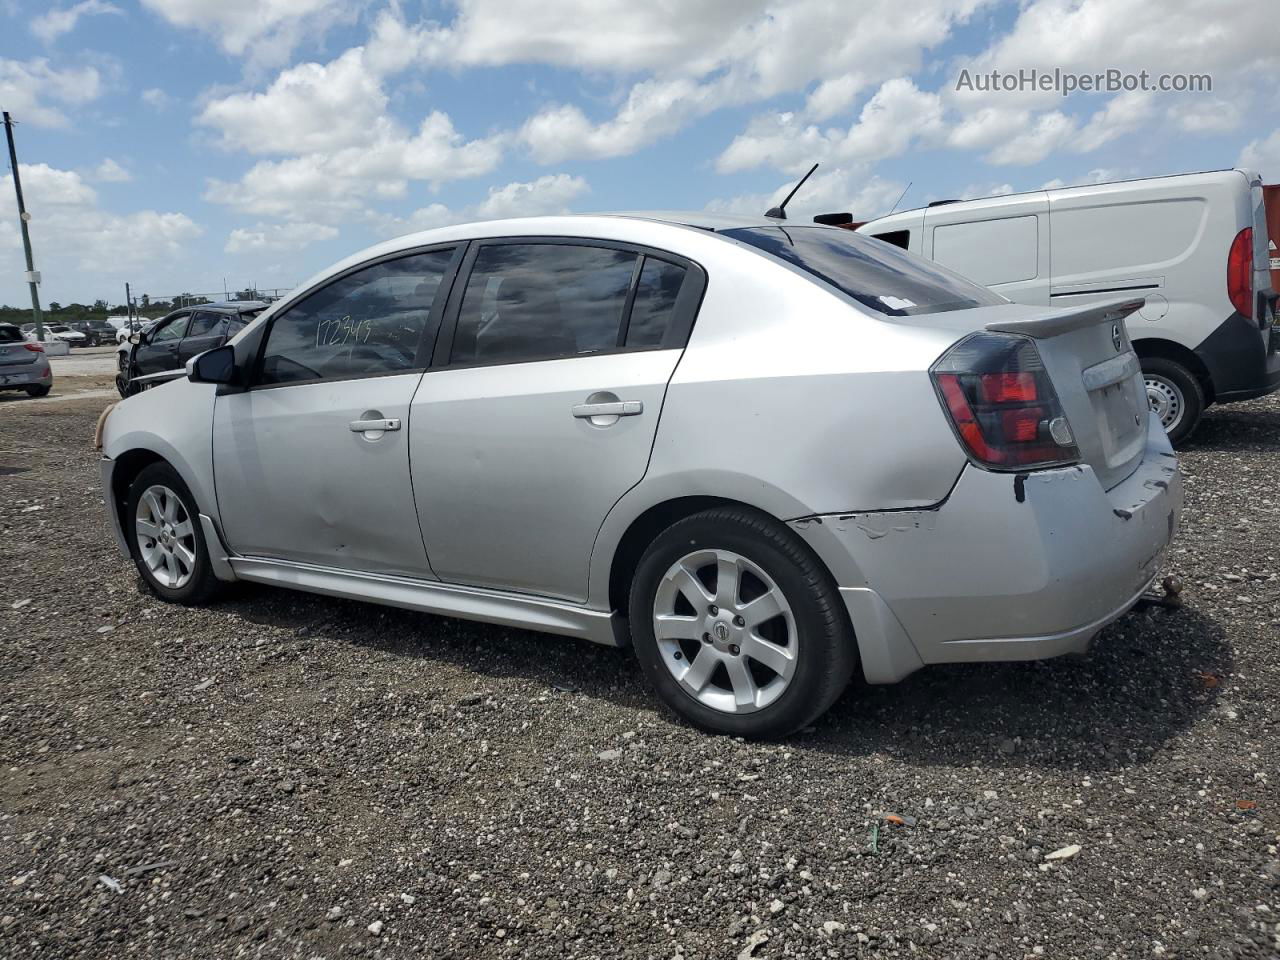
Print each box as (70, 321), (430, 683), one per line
(410, 239), (704, 602)
(211, 246), (462, 576)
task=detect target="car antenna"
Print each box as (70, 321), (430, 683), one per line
(765, 163), (819, 220)
(887, 181), (912, 215)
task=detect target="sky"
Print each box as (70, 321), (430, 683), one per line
(0, 0), (1277, 307)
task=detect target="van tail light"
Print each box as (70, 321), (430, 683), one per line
(1227, 227), (1253, 320)
(931, 332), (1079, 470)
(23, 343), (44, 353)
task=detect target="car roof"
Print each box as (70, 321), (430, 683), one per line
(603, 211), (802, 231)
(171, 301), (267, 315)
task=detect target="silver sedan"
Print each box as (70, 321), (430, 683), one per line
(98, 213), (1182, 737)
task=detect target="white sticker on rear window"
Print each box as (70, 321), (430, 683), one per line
(878, 296), (916, 310)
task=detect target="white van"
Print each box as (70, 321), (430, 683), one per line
(856, 169), (1279, 442)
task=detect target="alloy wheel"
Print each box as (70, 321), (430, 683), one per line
(652, 549), (797, 714)
(135, 484), (196, 589)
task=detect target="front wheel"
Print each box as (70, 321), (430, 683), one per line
(628, 507), (856, 738)
(1142, 357), (1205, 446)
(125, 462), (223, 605)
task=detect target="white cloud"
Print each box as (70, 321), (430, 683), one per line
(438, 0), (988, 163)
(984, 111), (1075, 166)
(474, 174), (589, 219)
(0, 58), (104, 127)
(521, 79), (720, 164)
(717, 79), (945, 174)
(1239, 130), (1280, 182)
(1173, 98), (1244, 134)
(225, 222), (338, 254)
(376, 174), (591, 238)
(138, 0), (352, 66)
(89, 158), (131, 182)
(205, 112), (504, 223)
(31, 0), (122, 43)
(0, 164), (202, 288)
(141, 87), (174, 110)
(197, 48), (392, 155)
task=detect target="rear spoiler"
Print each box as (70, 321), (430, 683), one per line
(985, 297), (1144, 339)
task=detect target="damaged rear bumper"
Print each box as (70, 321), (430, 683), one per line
(791, 413), (1182, 683)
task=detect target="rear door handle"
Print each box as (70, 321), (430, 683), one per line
(571, 401), (643, 419)
(349, 418), (401, 432)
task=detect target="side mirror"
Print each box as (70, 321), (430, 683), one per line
(129, 332), (142, 344)
(188, 344), (238, 385)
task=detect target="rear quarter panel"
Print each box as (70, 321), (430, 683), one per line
(586, 240), (971, 607)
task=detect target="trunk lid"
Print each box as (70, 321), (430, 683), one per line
(0, 342), (38, 368)
(987, 298), (1149, 490)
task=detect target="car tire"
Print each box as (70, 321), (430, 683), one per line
(628, 506), (856, 739)
(125, 462), (223, 606)
(1142, 357), (1204, 446)
(25, 385), (50, 398)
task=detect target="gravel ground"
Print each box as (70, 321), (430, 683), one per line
(1, 391), (1278, 959)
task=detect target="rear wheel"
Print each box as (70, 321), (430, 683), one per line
(125, 462), (222, 605)
(628, 507), (856, 738)
(25, 385), (49, 398)
(1142, 357), (1204, 446)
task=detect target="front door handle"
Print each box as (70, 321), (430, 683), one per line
(349, 417), (401, 432)
(571, 400), (643, 419)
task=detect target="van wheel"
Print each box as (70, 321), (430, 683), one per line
(125, 462), (223, 605)
(1142, 358), (1204, 445)
(628, 507), (856, 739)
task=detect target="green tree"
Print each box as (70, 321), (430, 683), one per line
(48, 301), (62, 312)
(92, 299), (108, 312)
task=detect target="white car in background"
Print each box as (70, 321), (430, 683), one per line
(23, 323), (87, 347)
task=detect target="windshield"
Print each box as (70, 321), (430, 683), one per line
(722, 225), (1005, 316)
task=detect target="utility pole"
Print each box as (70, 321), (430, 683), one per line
(3, 111), (43, 340)
(125, 282), (134, 334)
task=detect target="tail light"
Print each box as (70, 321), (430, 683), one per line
(1227, 227), (1253, 320)
(931, 332), (1079, 470)
(23, 343), (44, 353)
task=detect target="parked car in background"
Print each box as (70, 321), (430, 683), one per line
(98, 215), (1181, 738)
(23, 323), (88, 347)
(856, 168), (1279, 443)
(115, 301), (267, 397)
(66, 318), (116, 346)
(116, 318), (156, 344)
(0, 323), (53, 397)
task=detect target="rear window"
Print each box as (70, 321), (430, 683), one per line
(0, 326), (22, 343)
(722, 225), (1004, 316)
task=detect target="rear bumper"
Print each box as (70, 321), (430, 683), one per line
(792, 413), (1182, 683)
(1195, 310), (1280, 403)
(0, 362), (52, 389)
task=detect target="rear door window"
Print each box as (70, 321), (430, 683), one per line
(0, 326), (22, 343)
(625, 258), (687, 348)
(186, 311), (221, 338)
(449, 243), (637, 365)
(723, 225), (1005, 316)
